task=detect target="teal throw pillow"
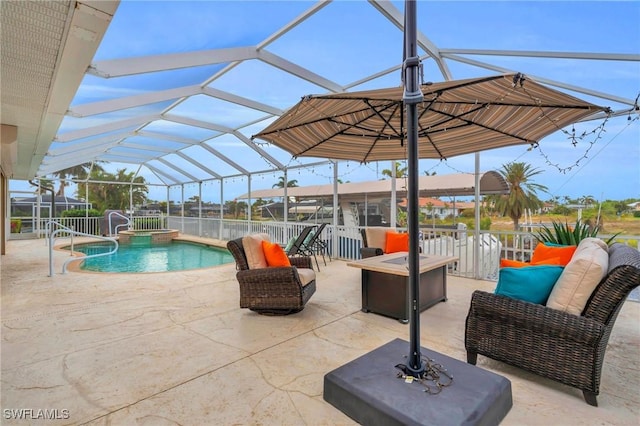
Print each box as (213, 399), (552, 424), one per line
(495, 265), (564, 305)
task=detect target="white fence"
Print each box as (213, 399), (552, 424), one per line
(167, 217), (638, 280)
(11, 214), (638, 281)
(9, 215), (168, 238)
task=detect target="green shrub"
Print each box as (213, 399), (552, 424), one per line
(550, 206), (572, 216)
(480, 217), (492, 230)
(633, 211), (640, 218)
(458, 209), (475, 218)
(460, 216), (491, 231)
(534, 219), (618, 245)
(61, 209), (102, 217)
(460, 217), (491, 231)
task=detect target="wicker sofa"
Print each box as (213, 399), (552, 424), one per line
(227, 236), (316, 315)
(465, 243), (640, 406)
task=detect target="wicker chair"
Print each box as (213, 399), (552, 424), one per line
(360, 227), (391, 258)
(465, 243), (640, 406)
(360, 227), (418, 259)
(227, 237), (316, 315)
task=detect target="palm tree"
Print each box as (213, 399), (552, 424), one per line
(251, 197), (271, 217)
(78, 168), (148, 212)
(28, 178), (57, 215)
(29, 178), (54, 195)
(381, 161), (407, 179)
(272, 176), (299, 188)
(53, 162), (103, 196)
(580, 195), (596, 207)
(112, 169), (148, 210)
(493, 162), (548, 230)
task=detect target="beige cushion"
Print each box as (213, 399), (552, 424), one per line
(546, 238), (609, 315)
(242, 233), (270, 269)
(365, 227), (395, 250)
(297, 268), (316, 286)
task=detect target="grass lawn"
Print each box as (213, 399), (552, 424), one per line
(489, 214), (640, 236)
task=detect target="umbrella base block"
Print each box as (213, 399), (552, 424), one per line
(323, 338), (512, 426)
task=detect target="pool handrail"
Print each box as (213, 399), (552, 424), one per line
(47, 221), (118, 276)
(108, 211), (132, 237)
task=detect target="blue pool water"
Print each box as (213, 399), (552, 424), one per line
(73, 241), (234, 273)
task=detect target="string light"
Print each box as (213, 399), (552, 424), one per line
(517, 85), (637, 174)
(280, 158), (377, 182)
(441, 160), (474, 175)
(535, 116), (610, 173)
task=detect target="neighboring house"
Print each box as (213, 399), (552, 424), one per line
(11, 194), (91, 217)
(540, 202), (555, 213)
(237, 172), (507, 226)
(186, 203), (226, 217)
(259, 201), (333, 221)
(627, 201), (640, 211)
(398, 197), (475, 220)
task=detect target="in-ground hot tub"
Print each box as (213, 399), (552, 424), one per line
(118, 229), (179, 244)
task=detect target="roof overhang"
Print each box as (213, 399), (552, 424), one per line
(0, 0), (118, 179)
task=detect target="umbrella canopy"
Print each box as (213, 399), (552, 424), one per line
(253, 73), (609, 162)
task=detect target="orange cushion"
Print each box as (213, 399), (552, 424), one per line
(533, 256), (564, 266)
(500, 258), (529, 268)
(261, 240), (291, 267)
(384, 231), (409, 253)
(531, 243), (577, 266)
(500, 257), (564, 268)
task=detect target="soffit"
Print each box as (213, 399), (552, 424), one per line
(1, 0), (117, 179)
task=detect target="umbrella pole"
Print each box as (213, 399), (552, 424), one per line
(403, 0), (425, 377)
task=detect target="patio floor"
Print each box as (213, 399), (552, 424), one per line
(1, 237), (639, 425)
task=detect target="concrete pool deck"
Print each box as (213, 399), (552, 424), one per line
(1, 237), (639, 425)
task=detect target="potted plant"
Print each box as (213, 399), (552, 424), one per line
(10, 219), (22, 233)
(534, 219), (617, 245)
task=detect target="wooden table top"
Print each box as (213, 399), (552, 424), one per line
(346, 252), (458, 277)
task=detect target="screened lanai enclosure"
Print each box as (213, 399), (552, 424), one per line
(1, 1), (639, 262)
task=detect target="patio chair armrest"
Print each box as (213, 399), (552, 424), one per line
(237, 267), (304, 289)
(467, 290), (605, 346)
(289, 256), (312, 269)
(361, 247), (383, 258)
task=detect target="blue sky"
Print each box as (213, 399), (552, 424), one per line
(13, 1), (640, 204)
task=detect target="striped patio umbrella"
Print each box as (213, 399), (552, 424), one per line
(252, 73), (609, 162)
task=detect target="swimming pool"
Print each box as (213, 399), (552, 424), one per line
(71, 241), (234, 273)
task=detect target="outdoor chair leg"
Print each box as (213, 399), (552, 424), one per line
(466, 351), (477, 365)
(583, 391), (598, 407)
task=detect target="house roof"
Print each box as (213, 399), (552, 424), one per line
(398, 198), (476, 209)
(236, 171), (508, 200)
(13, 195), (87, 204)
